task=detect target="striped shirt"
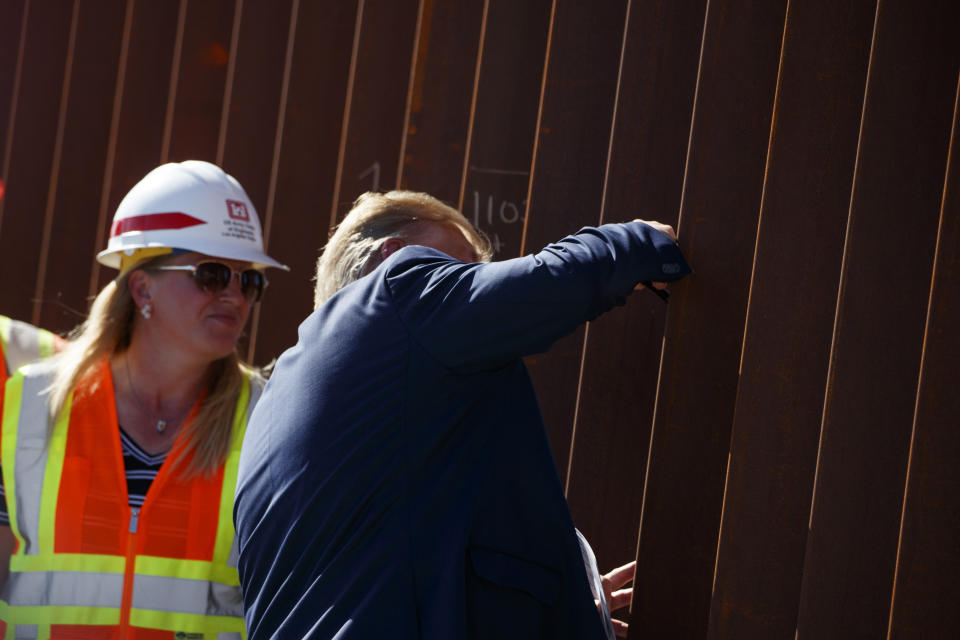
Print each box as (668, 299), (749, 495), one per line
(0, 426), (166, 524)
(119, 427), (166, 508)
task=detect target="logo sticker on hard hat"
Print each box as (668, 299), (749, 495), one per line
(226, 199), (251, 221)
(222, 199), (256, 243)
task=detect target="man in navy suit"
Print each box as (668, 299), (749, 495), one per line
(234, 191), (691, 639)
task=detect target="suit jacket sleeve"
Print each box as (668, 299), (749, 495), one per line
(384, 221), (691, 372)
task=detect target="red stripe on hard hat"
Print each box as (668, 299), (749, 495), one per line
(110, 212), (206, 237)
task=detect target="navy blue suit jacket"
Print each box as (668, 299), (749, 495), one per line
(235, 222), (691, 638)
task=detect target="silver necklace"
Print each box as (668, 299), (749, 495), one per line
(125, 358), (181, 433)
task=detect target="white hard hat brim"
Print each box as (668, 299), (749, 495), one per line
(97, 232), (289, 271)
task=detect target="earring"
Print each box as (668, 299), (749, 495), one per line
(140, 303), (152, 319)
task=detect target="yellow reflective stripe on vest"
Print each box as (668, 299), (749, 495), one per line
(13, 605), (119, 624)
(0, 316), (12, 376)
(0, 316), (11, 367)
(37, 398), (69, 556)
(9, 553), (125, 574)
(4, 366), (63, 558)
(129, 608), (246, 638)
(2, 373), (26, 554)
(134, 555), (239, 586)
(35, 331), (55, 360)
(213, 376), (251, 568)
(0, 603), (119, 625)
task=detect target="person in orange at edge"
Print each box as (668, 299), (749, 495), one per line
(0, 315), (66, 378)
(0, 160), (287, 639)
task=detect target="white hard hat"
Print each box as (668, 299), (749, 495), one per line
(97, 160), (288, 272)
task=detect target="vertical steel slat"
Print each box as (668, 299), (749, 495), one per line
(85, 0), (135, 302)
(519, 0), (630, 484)
(90, 0), (182, 295)
(163, 0), (236, 163)
(0, 2), (74, 320)
(886, 69), (960, 639)
(565, 0), (706, 584)
(630, 0), (788, 635)
(328, 0), (421, 228)
(397, 0), (485, 204)
(457, 0), (552, 260)
(37, 0), (126, 332)
(31, 1), (128, 335)
(796, 0), (960, 636)
(217, 0), (297, 362)
(0, 0), (29, 203)
(251, 0), (360, 366)
(704, 0), (875, 636)
(31, 0), (79, 328)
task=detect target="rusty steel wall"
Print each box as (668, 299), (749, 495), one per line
(0, 0), (957, 637)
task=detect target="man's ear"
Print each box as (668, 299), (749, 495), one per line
(127, 269), (153, 308)
(380, 237), (406, 260)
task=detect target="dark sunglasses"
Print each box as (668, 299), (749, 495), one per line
(149, 261), (268, 302)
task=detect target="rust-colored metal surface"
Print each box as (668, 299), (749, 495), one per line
(1, 2), (957, 636)
(163, 0), (235, 163)
(397, 0), (485, 204)
(887, 76), (960, 637)
(218, 0), (295, 219)
(219, 0), (296, 361)
(0, 2), (73, 322)
(329, 0), (421, 226)
(796, 1), (960, 636)
(90, 0), (181, 295)
(705, 1), (875, 637)
(520, 0), (629, 485)
(565, 0), (705, 576)
(36, 0), (127, 333)
(0, 0), (27, 177)
(251, 0), (359, 366)
(458, 0), (551, 259)
(630, 0), (788, 635)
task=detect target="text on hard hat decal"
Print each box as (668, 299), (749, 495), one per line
(111, 212), (206, 237)
(226, 199), (251, 222)
(221, 217), (256, 243)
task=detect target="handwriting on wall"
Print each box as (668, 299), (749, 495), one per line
(353, 162), (530, 256)
(470, 191), (526, 254)
(357, 161), (381, 193)
(467, 166), (529, 256)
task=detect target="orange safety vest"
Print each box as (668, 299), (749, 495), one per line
(0, 316), (61, 378)
(0, 359), (259, 639)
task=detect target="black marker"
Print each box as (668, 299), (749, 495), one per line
(640, 281), (669, 303)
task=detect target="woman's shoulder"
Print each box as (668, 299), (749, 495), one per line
(240, 363), (267, 388)
(239, 363), (268, 412)
(9, 357), (60, 385)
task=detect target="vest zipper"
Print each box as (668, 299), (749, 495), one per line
(120, 507), (139, 638)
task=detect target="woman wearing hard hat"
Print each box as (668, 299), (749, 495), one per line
(0, 160), (288, 638)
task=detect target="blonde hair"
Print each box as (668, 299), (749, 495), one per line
(314, 191), (492, 308)
(48, 255), (260, 478)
